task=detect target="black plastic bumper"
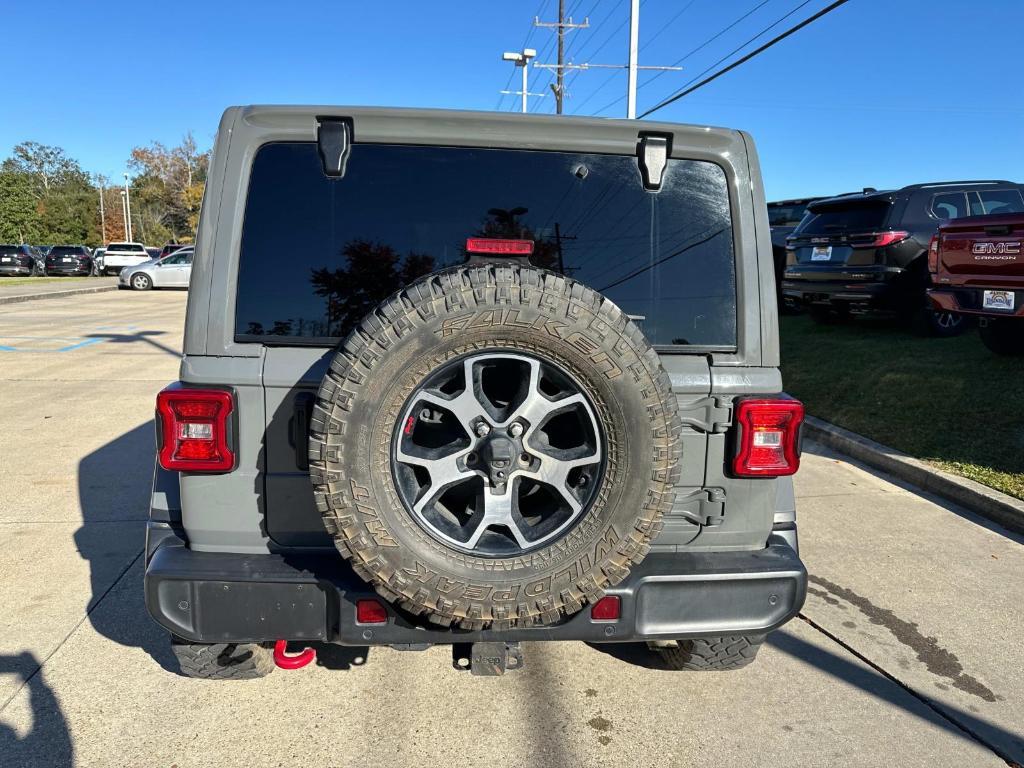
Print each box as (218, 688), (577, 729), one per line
(145, 529), (806, 646)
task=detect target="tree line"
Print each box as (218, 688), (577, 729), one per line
(0, 134), (209, 247)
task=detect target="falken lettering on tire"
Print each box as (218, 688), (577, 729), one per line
(309, 265), (682, 629)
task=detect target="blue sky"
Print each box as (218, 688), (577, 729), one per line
(2, 0), (1022, 199)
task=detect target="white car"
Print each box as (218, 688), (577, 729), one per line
(102, 242), (151, 275)
(119, 246), (193, 290)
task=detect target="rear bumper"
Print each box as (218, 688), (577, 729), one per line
(144, 525), (806, 646)
(782, 265), (905, 307)
(928, 287), (1024, 318)
(0, 265), (33, 276)
(45, 264), (91, 275)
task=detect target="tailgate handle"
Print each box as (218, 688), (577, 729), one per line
(984, 224), (1012, 235)
(290, 392), (316, 471)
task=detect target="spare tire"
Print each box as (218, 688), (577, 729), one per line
(309, 265), (681, 629)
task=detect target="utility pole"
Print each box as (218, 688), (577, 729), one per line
(531, 2), (679, 118)
(500, 47), (540, 113)
(552, 222), (577, 275)
(120, 191), (129, 240)
(627, 0), (640, 119)
(99, 184), (106, 243)
(533, 3), (589, 114)
(123, 173), (133, 242)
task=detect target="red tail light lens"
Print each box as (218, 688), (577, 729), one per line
(928, 234), (940, 273)
(851, 231), (910, 249)
(590, 595), (621, 621)
(465, 238), (534, 255)
(732, 399), (804, 477)
(356, 598), (388, 625)
(156, 386), (234, 472)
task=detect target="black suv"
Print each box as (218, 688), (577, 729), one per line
(45, 245), (94, 276)
(767, 197), (826, 307)
(782, 181), (1024, 334)
(0, 244), (42, 276)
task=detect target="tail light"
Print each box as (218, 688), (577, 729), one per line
(356, 598), (388, 625)
(928, 234), (940, 273)
(732, 398), (804, 477)
(465, 238), (534, 255)
(156, 385), (235, 472)
(851, 231), (909, 248)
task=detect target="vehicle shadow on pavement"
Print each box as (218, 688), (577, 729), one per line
(0, 652), (74, 768)
(770, 629), (1022, 764)
(76, 422), (178, 674)
(83, 330), (180, 357)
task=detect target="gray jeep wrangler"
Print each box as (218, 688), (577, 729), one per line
(145, 106), (807, 678)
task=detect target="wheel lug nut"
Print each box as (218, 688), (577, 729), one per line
(475, 422), (491, 437)
(519, 453), (530, 465)
(466, 453), (477, 465)
(509, 422), (524, 438)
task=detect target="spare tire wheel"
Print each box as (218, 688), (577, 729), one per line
(309, 265), (682, 629)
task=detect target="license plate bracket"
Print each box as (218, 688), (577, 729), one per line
(810, 246), (832, 261)
(982, 290), (1015, 311)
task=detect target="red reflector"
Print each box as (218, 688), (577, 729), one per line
(732, 399), (804, 478)
(928, 234), (940, 273)
(590, 595), (621, 621)
(465, 238), (534, 255)
(156, 386), (234, 472)
(356, 599), (388, 625)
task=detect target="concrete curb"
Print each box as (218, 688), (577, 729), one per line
(0, 284), (119, 305)
(804, 415), (1024, 536)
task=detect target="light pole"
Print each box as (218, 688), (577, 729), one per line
(501, 48), (538, 113)
(120, 191), (129, 240)
(99, 183), (106, 244)
(123, 173), (134, 242)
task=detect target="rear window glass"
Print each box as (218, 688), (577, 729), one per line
(235, 143), (736, 348)
(48, 246), (83, 256)
(797, 201), (890, 234)
(767, 202), (810, 227)
(107, 243), (142, 252)
(0, 245), (22, 256)
(970, 189), (1024, 217)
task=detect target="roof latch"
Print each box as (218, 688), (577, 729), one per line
(317, 118), (353, 178)
(637, 132), (671, 191)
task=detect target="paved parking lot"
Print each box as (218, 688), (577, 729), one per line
(0, 291), (1021, 767)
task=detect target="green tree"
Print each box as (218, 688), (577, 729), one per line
(0, 171), (42, 242)
(1, 141), (89, 199)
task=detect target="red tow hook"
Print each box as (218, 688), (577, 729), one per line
(273, 640), (317, 670)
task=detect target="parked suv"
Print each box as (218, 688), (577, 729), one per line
(144, 106), (807, 679)
(0, 244), (42, 276)
(767, 197), (825, 307)
(928, 211), (1024, 355)
(782, 181), (1024, 334)
(44, 245), (93, 276)
(101, 242), (150, 275)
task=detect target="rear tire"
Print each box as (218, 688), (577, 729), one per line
(654, 634), (766, 671)
(979, 318), (1024, 356)
(309, 265), (682, 630)
(916, 307), (967, 338)
(131, 272), (152, 291)
(171, 639), (275, 680)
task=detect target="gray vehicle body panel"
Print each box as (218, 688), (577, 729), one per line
(166, 106), (797, 627)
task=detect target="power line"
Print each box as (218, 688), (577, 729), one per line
(640, 0), (854, 118)
(593, 0), (773, 114)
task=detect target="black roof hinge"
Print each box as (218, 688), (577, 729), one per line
(317, 117), (354, 178)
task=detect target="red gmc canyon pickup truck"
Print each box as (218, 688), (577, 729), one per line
(928, 212), (1024, 355)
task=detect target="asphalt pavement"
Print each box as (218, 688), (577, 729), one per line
(0, 290), (1020, 767)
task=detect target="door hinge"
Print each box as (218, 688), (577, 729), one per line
(672, 488), (725, 527)
(676, 396), (732, 434)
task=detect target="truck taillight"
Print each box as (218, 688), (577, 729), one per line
(732, 399), (804, 477)
(928, 234), (940, 273)
(156, 386), (235, 472)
